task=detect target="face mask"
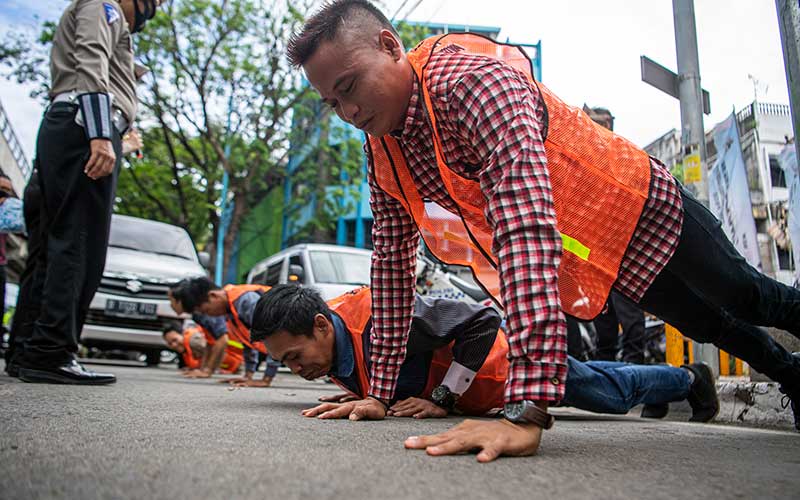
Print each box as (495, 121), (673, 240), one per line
(130, 0), (157, 34)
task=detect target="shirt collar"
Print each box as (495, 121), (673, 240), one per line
(391, 73), (424, 141)
(329, 313), (354, 379)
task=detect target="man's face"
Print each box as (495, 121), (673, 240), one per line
(167, 290), (184, 315)
(196, 290), (228, 317)
(261, 315), (335, 380)
(303, 29), (413, 138)
(164, 331), (184, 353)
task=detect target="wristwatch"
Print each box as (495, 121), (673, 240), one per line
(430, 384), (457, 411)
(503, 401), (555, 429)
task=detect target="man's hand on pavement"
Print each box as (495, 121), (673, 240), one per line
(318, 393), (358, 403)
(301, 397), (387, 421)
(230, 376), (273, 388)
(389, 397), (447, 419)
(183, 369), (211, 379)
(404, 419), (543, 463)
(85, 139), (116, 179)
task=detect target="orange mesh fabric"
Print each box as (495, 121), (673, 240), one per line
(370, 33), (651, 319)
(224, 284), (272, 354)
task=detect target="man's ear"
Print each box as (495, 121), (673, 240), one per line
(378, 29), (403, 60)
(314, 314), (330, 336)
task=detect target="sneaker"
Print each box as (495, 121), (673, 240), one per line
(683, 362), (719, 423)
(779, 352), (799, 431)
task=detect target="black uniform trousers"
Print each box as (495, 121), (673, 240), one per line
(18, 103), (120, 367)
(594, 291), (647, 363)
(5, 170), (43, 366)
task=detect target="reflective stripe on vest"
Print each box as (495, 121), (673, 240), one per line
(369, 33), (652, 319)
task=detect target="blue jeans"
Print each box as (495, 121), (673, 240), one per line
(560, 356), (689, 414)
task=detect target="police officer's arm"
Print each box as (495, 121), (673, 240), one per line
(74, 0), (123, 178)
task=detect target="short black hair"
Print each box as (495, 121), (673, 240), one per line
(251, 284), (332, 341)
(161, 321), (183, 337)
(287, 0), (398, 67)
(170, 276), (219, 312)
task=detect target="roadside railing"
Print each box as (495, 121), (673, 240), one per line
(665, 324), (745, 376)
(0, 98), (33, 180)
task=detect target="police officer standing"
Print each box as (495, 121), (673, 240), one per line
(12, 0), (162, 384)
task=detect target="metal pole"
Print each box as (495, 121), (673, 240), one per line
(214, 95), (234, 285)
(673, 0), (719, 375)
(777, 0), (800, 164)
(673, 0), (708, 200)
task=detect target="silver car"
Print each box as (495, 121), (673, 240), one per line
(80, 215), (208, 365)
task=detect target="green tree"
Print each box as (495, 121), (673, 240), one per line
(1, 0), (365, 278)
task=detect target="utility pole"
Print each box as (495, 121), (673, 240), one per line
(673, 0), (709, 205)
(777, 0), (800, 164)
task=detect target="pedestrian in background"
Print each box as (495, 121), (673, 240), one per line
(13, 0), (162, 385)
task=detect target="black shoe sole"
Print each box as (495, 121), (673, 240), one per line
(18, 368), (116, 385)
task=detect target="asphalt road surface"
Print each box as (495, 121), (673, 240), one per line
(1, 363), (798, 500)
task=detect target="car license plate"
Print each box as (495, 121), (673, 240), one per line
(105, 299), (157, 319)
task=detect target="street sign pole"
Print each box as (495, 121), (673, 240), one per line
(776, 0), (800, 165)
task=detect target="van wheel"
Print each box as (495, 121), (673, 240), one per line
(144, 350), (161, 367)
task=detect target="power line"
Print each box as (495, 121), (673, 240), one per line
(390, 0), (411, 21)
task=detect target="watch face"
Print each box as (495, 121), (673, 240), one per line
(431, 385), (449, 403)
(504, 402), (523, 421)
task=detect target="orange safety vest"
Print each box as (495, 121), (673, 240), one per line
(200, 326), (245, 374)
(224, 284), (271, 355)
(367, 33), (652, 319)
(181, 326), (203, 369)
(327, 287), (507, 415)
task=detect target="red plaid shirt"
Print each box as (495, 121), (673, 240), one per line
(366, 49), (683, 404)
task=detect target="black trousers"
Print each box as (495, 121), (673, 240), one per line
(594, 291), (646, 363)
(5, 170), (43, 366)
(19, 103), (120, 367)
(638, 185), (800, 395)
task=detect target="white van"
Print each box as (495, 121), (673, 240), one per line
(246, 244), (371, 300)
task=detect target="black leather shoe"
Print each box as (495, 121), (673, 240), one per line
(5, 362), (20, 377)
(683, 362), (719, 422)
(641, 403), (669, 419)
(19, 360), (116, 385)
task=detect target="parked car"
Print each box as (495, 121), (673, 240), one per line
(80, 215), (209, 365)
(246, 244), (371, 300)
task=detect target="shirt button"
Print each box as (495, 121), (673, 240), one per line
(551, 377), (560, 385)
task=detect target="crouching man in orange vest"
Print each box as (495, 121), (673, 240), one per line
(169, 277), (280, 387)
(161, 321), (244, 374)
(288, 0), (800, 457)
(251, 285), (717, 423)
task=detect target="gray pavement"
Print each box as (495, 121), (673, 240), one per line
(1, 362), (798, 500)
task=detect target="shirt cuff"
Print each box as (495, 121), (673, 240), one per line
(503, 357), (568, 404)
(77, 92), (114, 140)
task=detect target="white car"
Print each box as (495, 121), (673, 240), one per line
(246, 244), (371, 300)
(80, 215), (209, 365)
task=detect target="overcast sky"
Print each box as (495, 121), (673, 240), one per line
(0, 0), (791, 162)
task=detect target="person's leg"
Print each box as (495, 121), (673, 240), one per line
(560, 356), (690, 414)
(593, 301), (620, 362)
(669, 185), (800, 337)
(611, 292), (646, 364)
(6, 171), (44, 371)
(639, 266), (800, 397)
(263, 354), (281, 379)
(20, 104), (120, 370)
(565, 315), (587, 360)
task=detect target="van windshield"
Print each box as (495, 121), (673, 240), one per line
(109, 217), (197, 261)
(309, 251), (371, 285)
